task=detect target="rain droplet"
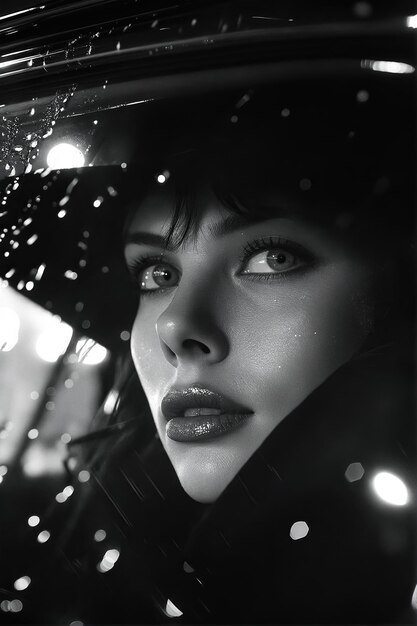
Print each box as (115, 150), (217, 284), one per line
(29, 108), (35, 116)
(120, 330), (130, 341)
(28, 515), (40, 527)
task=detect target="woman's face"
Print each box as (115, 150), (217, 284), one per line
(125, 183), (374, 503)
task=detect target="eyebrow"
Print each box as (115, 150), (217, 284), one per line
(124, 214), (272, 251)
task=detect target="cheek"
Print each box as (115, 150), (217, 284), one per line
(233, 265), (373, 415)
(130, 304), (168, 408)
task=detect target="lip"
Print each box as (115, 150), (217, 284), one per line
(161, 385), (253, 443)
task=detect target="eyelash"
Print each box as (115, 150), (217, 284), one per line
(127, 237), (315, 295)
(238, 236), (315, 280)
(127, 254), (174, 297)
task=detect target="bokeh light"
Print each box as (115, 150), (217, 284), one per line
(35, 321), (73, 362)
(372, 471), (409, 506)
(47, 143), (85, 169)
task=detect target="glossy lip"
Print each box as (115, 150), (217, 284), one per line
(161, 385), (253, 443)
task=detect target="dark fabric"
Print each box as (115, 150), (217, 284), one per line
(51, 343), (415, 625)
(4, 344), (415, 624)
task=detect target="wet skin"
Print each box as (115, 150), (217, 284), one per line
(125, 184), (374, 503)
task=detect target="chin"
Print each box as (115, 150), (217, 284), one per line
(177, 470), (226, 503)
(165, 438), (246, 503)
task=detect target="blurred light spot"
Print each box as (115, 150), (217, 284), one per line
(0, 601), (9, 612)
(281, 107), (290, 117)
(55, 492), (66, 503)
(37, 530), (50, 543)
(27, 234), (38, 246)
(81, 319), (90, 329)
(107, 186), (118, 196)
(121, 162), (127, 169)
(230, 115), (238, 123)
(69, 621), (83, 626)
(35, 321), (72, 362)
(9, 599), (22, 613)
(76, 338), (107, 365)
(0, 465), (7, 476)
(45, 401), (55, 411)
(93, 196), (103, 208)
(0, 307), (20, 352)
(103, 389), (119, 415)
(61, 432), (71, 443)
(120, 330), (130, 341)
(64, 378), (74, 389)
(30, 391), (39, 400)
(165, 599), (183, 618)
(407, 14), (417, 28)
(97, 548), (120, 573)
(361, 59), (414, 74)
(57, 209), (66, 218)
(47, 143), (85, 169)
(14, 576), (31, 591)
(345, 462), (365, 482)
(157, 174), (166, 184)
(372, 471), (409, 506)
(75, 301), (84, 312)
(290, 521), (309, 540)
(28, 515), (40, 527)
(5, 268), (15, 279)
(63, 485), (74, 498)
(25, 281), (34, 291)
(94, 529), (106, 542)
(27, 428), (39, 440)
(78, 470), (90, 483)
(64, 270), (78, 280)
(356, 89), (369, 102)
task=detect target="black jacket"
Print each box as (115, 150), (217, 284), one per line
(6, 344), (416, 625)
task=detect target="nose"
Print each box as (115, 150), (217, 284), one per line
(156, 288), (229, 367)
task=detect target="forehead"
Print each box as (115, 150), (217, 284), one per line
(127, 182), (230, 236)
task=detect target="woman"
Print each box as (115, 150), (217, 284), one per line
(60, 82), (416, 625)
(1, 81), (415, 624)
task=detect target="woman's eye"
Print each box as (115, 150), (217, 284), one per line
(138, 263), (180, 292)
(241, 248), (301, 275)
